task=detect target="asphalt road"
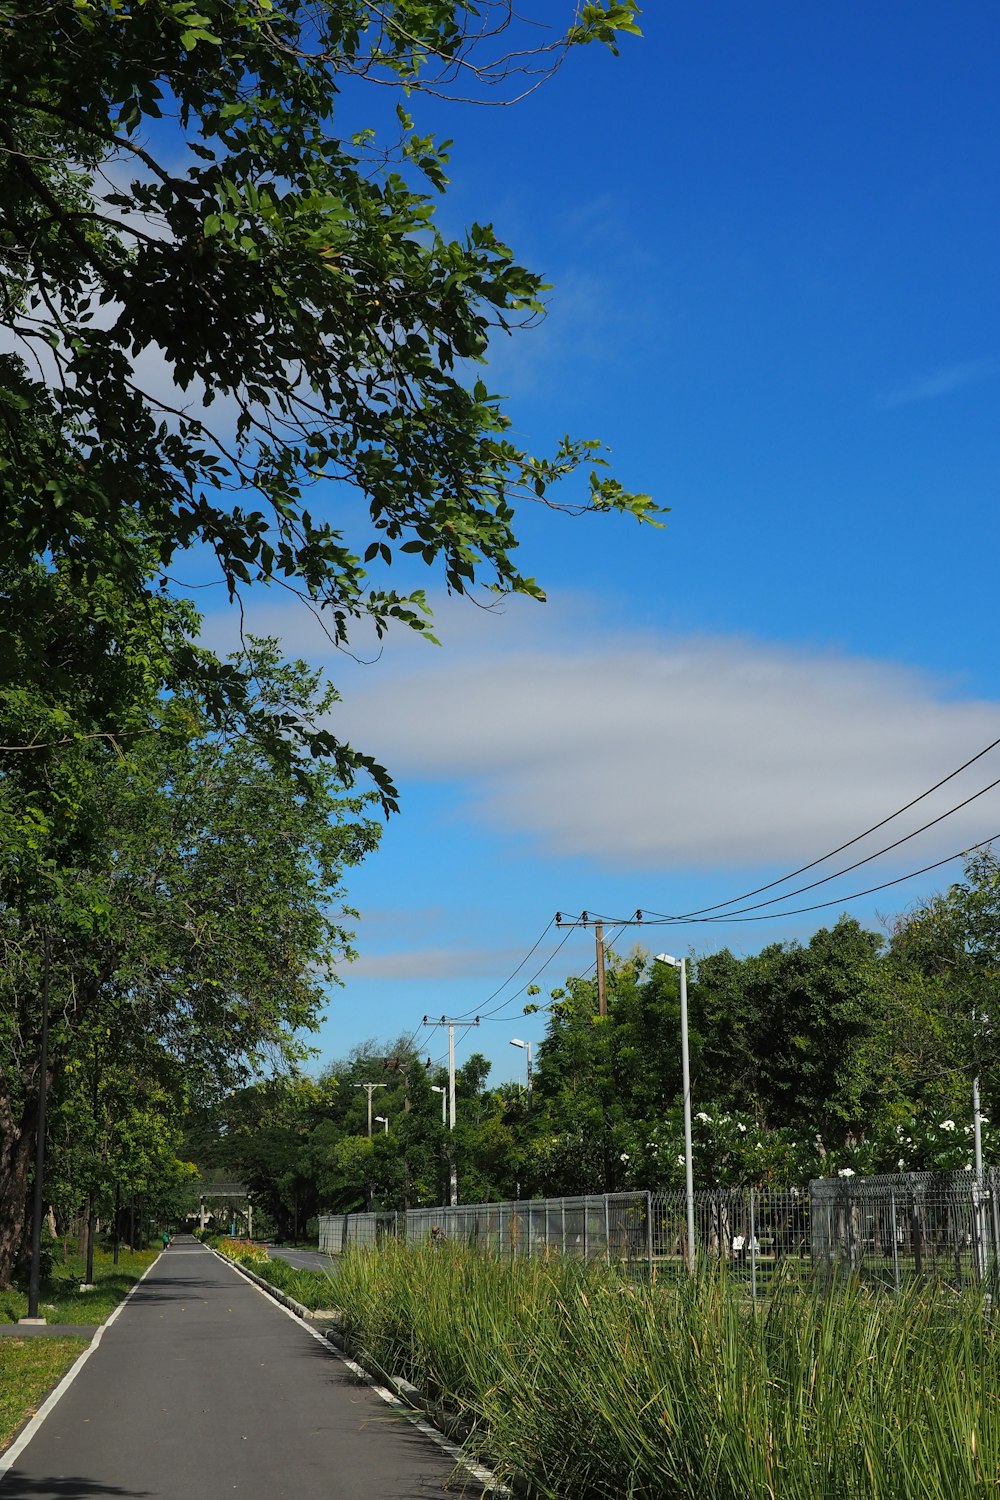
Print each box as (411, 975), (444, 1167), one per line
(267, 1245), (337, 1274)
(1, 1236), (485, 1498)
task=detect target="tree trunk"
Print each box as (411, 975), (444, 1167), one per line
(0, 1088), (38, 1288)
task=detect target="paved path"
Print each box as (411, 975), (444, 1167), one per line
(0, 1236), (484, 1498)
(267, 1245), (335, 1274)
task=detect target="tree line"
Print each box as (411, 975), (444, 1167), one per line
(191, 854), (1000, 1235)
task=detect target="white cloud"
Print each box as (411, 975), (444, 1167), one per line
(338, 944), (529, 980)
(877, 357), (999, 409)
(203, 591), (1000, 873)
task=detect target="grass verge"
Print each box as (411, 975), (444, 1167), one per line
(0, 1248), (157, 1327)
(0, 1338), (88, 1453)
(215, 1239), (335, 1311)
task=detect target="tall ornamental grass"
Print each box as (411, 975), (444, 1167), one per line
(329, 1243), (1000, 1498)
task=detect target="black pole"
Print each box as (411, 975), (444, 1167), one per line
(112, 1181), (120, 1266)
(85, 1030), (98, 1284)
(84, 1197), (96, 1285)
(26, 931), (51, 1321)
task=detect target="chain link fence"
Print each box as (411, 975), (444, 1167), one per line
(318, 1169), (1000, 1291)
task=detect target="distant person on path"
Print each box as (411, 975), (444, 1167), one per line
(162, 1230), (170, 1250)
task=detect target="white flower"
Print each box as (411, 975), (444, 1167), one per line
(695, 1111), (711, 1123)
(940, 1120), (956, 1132)
(964, 1163), (973, 1171)
(897, 1159), (906, 1169)
(676, 1155), (686, 1166)
(736, 1123), (747, 1133)
(619, 1152), (630, 1163)
(980, 1115), (989, 1125)
(837, 1168), (856, 1178)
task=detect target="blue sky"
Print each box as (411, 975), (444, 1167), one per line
(203, 2), (1000, 1087)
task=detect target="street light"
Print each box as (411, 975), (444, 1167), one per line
(655, 952), (696, 1275)
(509, 1038), (533, 1107)
(374, 1114), (389, 1135)
(430, 1085), (447, 1124)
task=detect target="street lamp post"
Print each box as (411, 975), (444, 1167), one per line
(655, 952), (696, 1275)
(509, 1038), (533, 1108)
(374, 1114), (389, 1134)
(430, 1085), (447, 1124)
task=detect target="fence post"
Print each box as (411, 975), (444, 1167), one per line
(989, 1179), (1000, 1299)
(973, 1179), (987, 1286)
(584, 1197), (590, 1262)
(561, 1198), (567, 1256)
(911, 1191), (922, 1277)
(646, 1191), (654, 1283)
(890, 1191), (900, 1293)
(604, 1194), (611, 1267)
(749, 1188), (757, 1302)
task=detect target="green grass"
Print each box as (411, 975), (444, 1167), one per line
(322, 1243), (1000, 1499)
(0, 1247), (157, 1326)
(0, 1337), (88, 1453)
(216, 1240), (336, 1311)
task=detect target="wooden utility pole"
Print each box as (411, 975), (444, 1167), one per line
(595, 921), (607, 1018)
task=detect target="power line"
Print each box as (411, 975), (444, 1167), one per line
(559, 830), (999, 931)
(644, 733), (1000, 921)
(643, 771), (1000, 923)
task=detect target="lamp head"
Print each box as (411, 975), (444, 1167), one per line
(655, 952), (679, 967)
(509, 1038), (526, 1049)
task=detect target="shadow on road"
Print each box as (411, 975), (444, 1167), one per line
(1, 1473), (151, 1497)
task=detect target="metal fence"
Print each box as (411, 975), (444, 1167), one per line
(318, 1170), (1000, 1291)
(811, 1169), (1000, 1290)
(320, 1193), (655, 1268)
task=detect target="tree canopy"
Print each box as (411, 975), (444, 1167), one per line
(1, 0), (651, 803)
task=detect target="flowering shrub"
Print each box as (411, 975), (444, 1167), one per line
(218, 1237), (269, 1266)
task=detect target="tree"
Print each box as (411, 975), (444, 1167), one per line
(693, 918), (886, 1145)
(0, 628), (380, 1284)
(1, 0), (653, 802)
(887, 848), (1000, 1128)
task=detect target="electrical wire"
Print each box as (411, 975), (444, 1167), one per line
(655, 771), (1000, 923)
(638, 829), (1000, 927)
(640, 733), (1000, 920)
(446, 915), (558, 1021)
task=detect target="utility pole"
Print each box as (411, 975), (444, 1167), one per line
(556, 911), (622, 1018)
(595, 920), (607, 1018)
(422, 1015), (480, 1206)
(383, 1055), (413, 1111)
(353, 1081), (387, 1137)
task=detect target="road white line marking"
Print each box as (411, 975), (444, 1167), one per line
(0, 1252), (162, 1484)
